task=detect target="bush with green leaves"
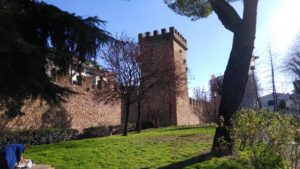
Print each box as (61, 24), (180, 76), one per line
(0, 128), (79, 148)
(232, 109), (295, 168)
(79, 123), (136, 138)
(245, 144), (286, 169)
(80, 126), (111, 139)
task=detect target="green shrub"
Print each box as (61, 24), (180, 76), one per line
(80, 126), (111, 138)
(186, 110), (293, 169)
(114, 123), (136, 134)
(0, 128), (79, 148)
(232, 109), (295, 168)
(233, 109), (295, 152)
(0, 123), (137, 148)
(184, 148), (285, 169)
(79, 123), (136, 138)
(244, 145), (286, 169)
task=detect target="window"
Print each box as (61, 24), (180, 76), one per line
(97, 80), (102, 89)
(267, 100), (274, 106)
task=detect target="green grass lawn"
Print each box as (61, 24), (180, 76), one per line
(24, 125), (215, 169)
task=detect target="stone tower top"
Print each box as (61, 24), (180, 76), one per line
(138, 27), (187, 50)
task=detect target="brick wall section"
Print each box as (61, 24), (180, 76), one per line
(0, 77), (121, 131)
(172, 40), (199, 125)
(137, 27), (210, 126)
(177, 98), (199, 125)
(137, 28), (177, 127)
(188, 98), (216, 124)
(0, 27), (216, 130)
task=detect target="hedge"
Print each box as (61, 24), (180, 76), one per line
(0, 128), (79, 148)
(0, 123), (136, 148)
(79, 123), (136, 139)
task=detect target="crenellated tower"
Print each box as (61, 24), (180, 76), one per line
(138, 27), (194, 126)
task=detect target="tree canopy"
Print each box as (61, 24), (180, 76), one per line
(164, 0), (241, 32)
(99, 34), (140, 136)
(165, 0), (258, 156)
(164, 0), (240, 19)
(286, 35), (300, 93)
(0, 0), (112, 117)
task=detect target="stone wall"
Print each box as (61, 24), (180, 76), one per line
(137, 27), (208, 126)
(0, 27), (216, 131)
(0, 77), (121, 131)
(138, 27), (178, 127)
(188, 98), (216, 124)
(172, 38), (198, 125)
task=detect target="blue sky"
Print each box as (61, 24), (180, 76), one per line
(43, 0), (300, 96)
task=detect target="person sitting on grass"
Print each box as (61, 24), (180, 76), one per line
(0, 144), (25, 169)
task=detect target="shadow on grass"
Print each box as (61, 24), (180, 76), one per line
(163, 125), (215, 132)
(158, 151), (212, 169)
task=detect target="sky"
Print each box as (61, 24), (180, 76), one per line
(43, 0), (300, 97)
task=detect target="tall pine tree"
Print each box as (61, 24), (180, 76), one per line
(164, 0), (258, 156)
(0, 0), (112, 117)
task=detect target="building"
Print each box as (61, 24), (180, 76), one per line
(210, 56), (260, 112)
(133, 27), (214, 127)
(70, 62), (116, 91)
(260, 93), (300, 115)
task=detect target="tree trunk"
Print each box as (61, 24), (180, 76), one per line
(269, 46), (278, 111)
(210, 0), (258, 156)
(213, 95), (217, 121)
(123, 98), (130, 136)
(137, 94), (142, 132)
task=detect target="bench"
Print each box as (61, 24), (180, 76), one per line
(16, 164), (55, 169)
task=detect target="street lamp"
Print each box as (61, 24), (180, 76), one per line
(250, 55), (259, 70)
(250, 55), (260, 108)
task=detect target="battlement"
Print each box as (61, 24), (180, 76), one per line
(189, 98), (203, 107)
(138, 27), (187, 50)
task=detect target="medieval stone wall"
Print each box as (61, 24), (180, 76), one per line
(0, 77), (121, 131)
(137, 28), (178, 127)
(188, 98), (216, 124)
(0, 27), (216, 131)
(136, 27), (212, 126)
(172, 39), (198, 125)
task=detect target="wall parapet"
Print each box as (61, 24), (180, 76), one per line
(189, 98), (203, 106)
(138, 27), (187, 50)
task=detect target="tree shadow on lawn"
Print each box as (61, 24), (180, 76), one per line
(163, 125), (215, 132)
(158, 151), (212, 169)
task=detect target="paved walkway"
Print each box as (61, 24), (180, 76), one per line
(32, 165), (54, 169)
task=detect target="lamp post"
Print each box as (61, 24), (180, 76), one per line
(213, 91), (217, 121)
(250, 56), (261, 109)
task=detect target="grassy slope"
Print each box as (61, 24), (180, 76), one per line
(24, 125), (215, 169)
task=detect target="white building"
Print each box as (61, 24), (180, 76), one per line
(260, 93), (300, 115)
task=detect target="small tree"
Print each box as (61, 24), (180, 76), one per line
(193, 86), (212, 121)
(99, 34), (140, 136)
(286, 34), (300, 93)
